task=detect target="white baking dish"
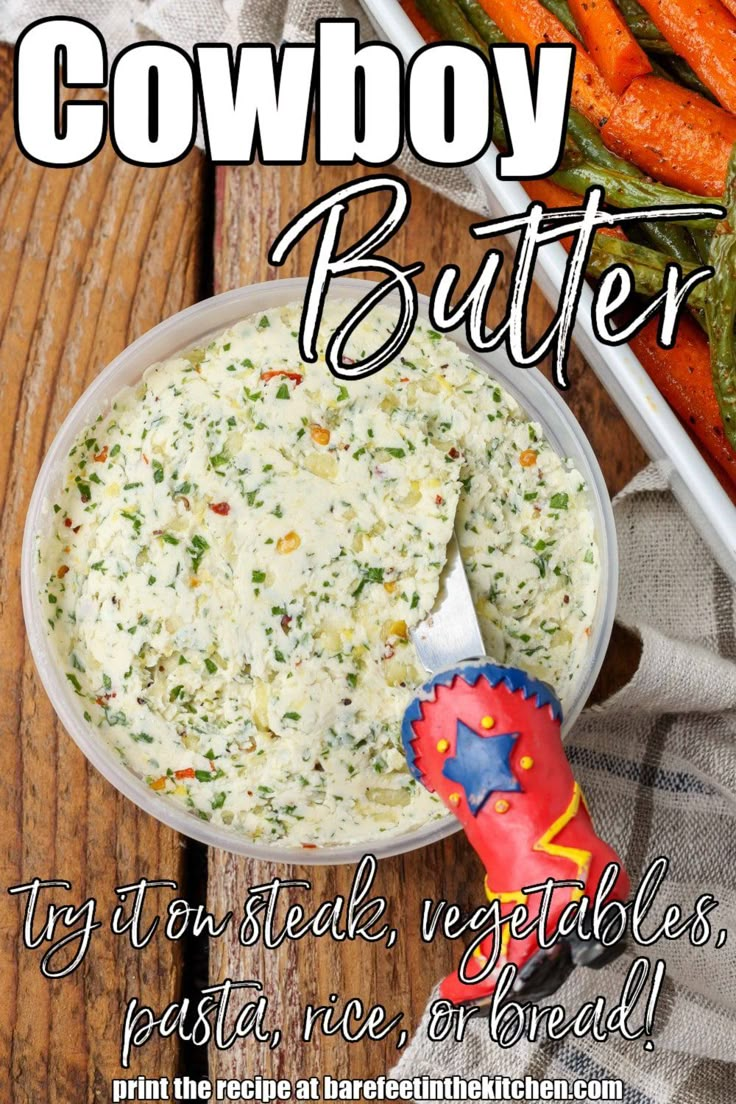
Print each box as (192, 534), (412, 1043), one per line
(361, 0), (736, 583)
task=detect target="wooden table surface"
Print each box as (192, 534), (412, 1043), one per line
(0, 44), (645, 1102)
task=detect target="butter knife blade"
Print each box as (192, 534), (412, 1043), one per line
(410, 534), (485, 672)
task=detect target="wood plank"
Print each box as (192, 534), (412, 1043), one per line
(0, 48), (206, 1102)
(207, 155), (646, 1082)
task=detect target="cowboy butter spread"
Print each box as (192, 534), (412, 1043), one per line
(38, 301), (599, 846)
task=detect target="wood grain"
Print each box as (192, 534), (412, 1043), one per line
(0, 50), (206, 1102)
(0, 39), (646, 1096)
(207, 155), (646, 1082)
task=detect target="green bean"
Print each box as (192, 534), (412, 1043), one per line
(427, 1), (511, 146)
(691, 228), (714, 265)
(455, 0), (507, 46)
(616, 0), (671, 49)
(539, 0), (580, 38)
(416, 0), (486, 50)
(706, 146), (736, 451)
(566, 109), (640, 176)
(587, 235), (708, 310)
(649, 51), (714, 105)
(638, 36), (675, 55)
(565, 112), (696, 256)
(490, 108), (508, 149)
(643, 223), (699, 265)
(554, 157), (722, 231)
(566, 116), (701, 261)
(656, 54), (717, 103)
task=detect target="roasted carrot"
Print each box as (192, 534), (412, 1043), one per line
(630, 314), (736, 484)
(400, 0), (443, 41)
(525, 177), (628, 239)
(476, 0), (617, 124)
(525, 177), (584, 209)
(566, 0), (652, 95)
(635, 0), (736, 114)
(601, 75), (736, 195)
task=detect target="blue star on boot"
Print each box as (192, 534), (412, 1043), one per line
(442, 721), (522, 814)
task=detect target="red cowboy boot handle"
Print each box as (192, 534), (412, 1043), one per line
(402, 660), (630, 1006)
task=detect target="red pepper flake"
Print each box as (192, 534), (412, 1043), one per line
(95, 697), (104, 706)
(174, 767), (196, 779)
(57, 565), (69, 579)
(209, 759), (217, 772)
(93, 445), (108, 463)
(448, 447), (460, 459)
(72, 525), (81, 534)
(280, 614), (292, 635)
(64, 517), (73, 528)
(261, 370), (303, 384)
(435, 495), (444, 506)
(301, 843), (318, 849)
(209, 502), (231, 516)
(142, 454), (149, 464)
(399, 377), (410, 383)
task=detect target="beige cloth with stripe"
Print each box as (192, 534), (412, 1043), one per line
(2, 3), (735, 1100)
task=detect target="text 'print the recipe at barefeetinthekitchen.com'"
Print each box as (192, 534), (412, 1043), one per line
(13, 18), (723, 386)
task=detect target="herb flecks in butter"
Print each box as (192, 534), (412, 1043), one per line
(38, 302), (599, 846)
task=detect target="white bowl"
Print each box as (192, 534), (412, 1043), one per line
(22, 276), (618, 864)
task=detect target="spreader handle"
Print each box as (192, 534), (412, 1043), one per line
(402, 660), (630, 1005)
